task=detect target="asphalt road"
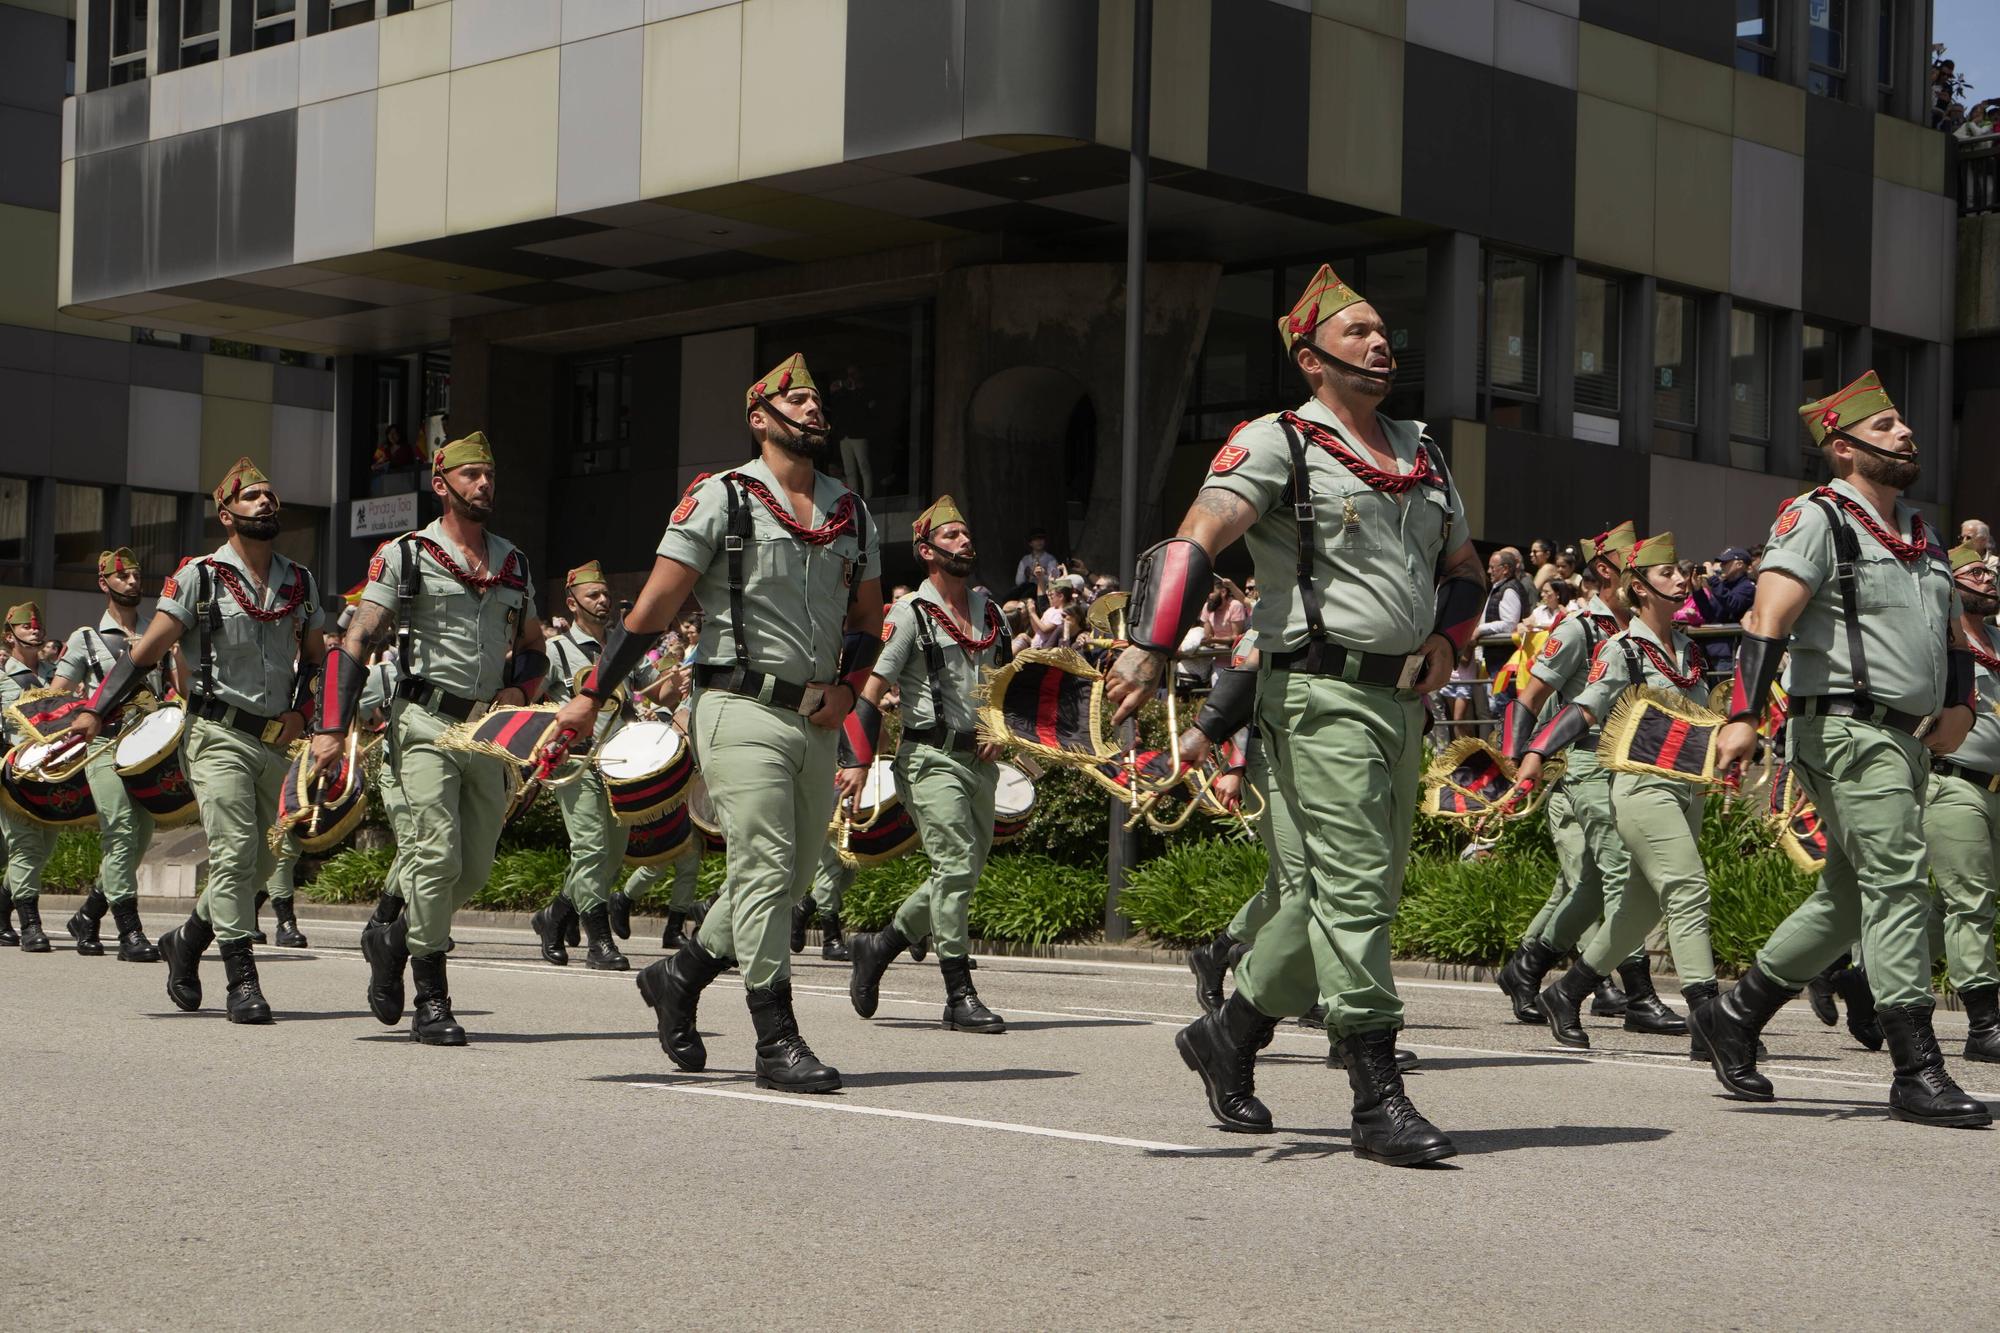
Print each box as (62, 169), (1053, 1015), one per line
(3, 907), (1995, 1331)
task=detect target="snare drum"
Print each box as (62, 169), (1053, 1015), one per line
(687, 774), (725, 854)
(1, 737), (97, 826)
(991, 761), (1037, 845)
(837, 758), (919, 867)
(272, 741), (368, 855)
(596, 720), (693, 825)
(624, 802), (697, 867)
(113, 705), (198, 827)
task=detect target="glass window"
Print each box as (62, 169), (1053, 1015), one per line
(1801, 322), (1834, 408)
(130, 491), (181, 581)
(1729, 308), (1772, 442)
(1653, 289), (1699, 432)
(55, 484), (106, 592)
(1575, 272), (1622, 416)
(253, 0), (295, 48)
(178, 0), (220, 67)
(1877, 0), (1898, 111)
(329, 0), (373, 31)
(567, 354), (632, 476)
(1363, 248), (1428, 423)
(0, 479), (29, 583)
(1190, 271), (1282, 437)
(757, 303), (931, 509)
(1808, 0), (1846, 99)
(1479, 251), (1541, 430)
(1736, 0), (1777, 77)
(110, 0), (148, 84)
(1874, 337), (1911, 412)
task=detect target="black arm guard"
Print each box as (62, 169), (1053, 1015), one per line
(1242, 729), (1262, 775)
(838, 630), (881, 695)
(1726, 629), (1786, 723)
(503, 647), (550, 701)
(315, 646), (367, 735)
(1526, 703), (1592, 759)
(288, 664), (317, 718)
(1432, 574), (1485, 652)
(1947, 646), (1976, 713)
(84, 652), (147, 719)
(1195, 665), (1258, 745)
(1127, 538), (1213, 654)
(838, 696), (882, 768)
(580, 617), (652, 701)
(1498, 696), (1538, 763)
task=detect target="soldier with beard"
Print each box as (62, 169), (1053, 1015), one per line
(1697, 372), (1989, 1127)
(53, 548), (169, 961)
(555, 354), (882, 1093)
(313, 432), (550, 1046)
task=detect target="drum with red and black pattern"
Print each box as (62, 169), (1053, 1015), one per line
(837, 758), (919, 868)
(624, 801), (697, 868)
(2, 736), (96, 826)
(112, 705), (198, 826)
(596, 720), (693, 824)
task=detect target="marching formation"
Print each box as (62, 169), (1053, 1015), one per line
(3, 265), (1993, 1167)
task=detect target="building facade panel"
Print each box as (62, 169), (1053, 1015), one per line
(1488, 67), (1576, 253)
(50, 372), (131, 483)
(1404, 0), (1493, 66)
(1400, 46), (1494, 236)
(1571, 93), (1654, 273)
(374, 73), (452, 247)
(295, 92), (379, 264)
(1652, 117), (1731, 290)
(223, 43), (303, 126)
(638, 5), (743, 196)
(1204, 0), (1307, 192)
(298, 23), (383, 107)
(1305, 16), (1402, 215)
(381, 4), (456, 86)
(843, 0), (964, 162)
(218, 111), (300, 278)
(1730, 136), (1804, 310)
(451, 0), (565, 69)
(963, 0), (1098, 145)
(556, 30), (644, 215)
(1494, 0), (1576, 90)
(125, 386), (204, 492)
(736, 0), (847, 181)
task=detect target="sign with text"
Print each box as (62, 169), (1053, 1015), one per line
(351, 491), (418, 538)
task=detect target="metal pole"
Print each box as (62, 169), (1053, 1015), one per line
(1105, 0), (1151, 942)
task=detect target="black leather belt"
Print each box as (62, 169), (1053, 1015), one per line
(1933, 758), (2000, 792)
(694, 664), (815, 714)
(1793, 694), (1932, 737)
(1269, 641), (1423, 689)
(900, 725), (978, 755)
(397, 676), (489, 722)
(188, 695), (287, 744)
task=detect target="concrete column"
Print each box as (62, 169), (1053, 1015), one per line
(1542, 256), (1577, 443)
(1696, 292), (1732, 466)
(1619, 274), (1657, 453)
(1770, 308), (1806, 478)
(1424, 232), (1481, 426)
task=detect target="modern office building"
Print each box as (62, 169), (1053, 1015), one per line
(42, 0), (1964, 600)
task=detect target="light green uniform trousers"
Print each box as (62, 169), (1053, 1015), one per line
(83, 737), (154, 904)
(184, 717), (288, 943)
(1758, 716), (1936, 1009)
(811, 840), (852, 917)
(1579, 774), (1713, 985)
(889, 743), (998, 961)
(375, 752), (412, 903)
(626, 845), (705, 911)
(269, 833), (298, 897)
(1226, 742), (1293, 943)
(1537, 762), (1637, 959)
(1234, 672), (1421, 1037)
(1923, 770), (2000, 991)
(689, 690), (837, 989)
(556, 768), (629, 913)
(391, 699), (508, 959)
(2, 803), (57, 901)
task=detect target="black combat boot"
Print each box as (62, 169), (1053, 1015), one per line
(369, 893), (404, 926)
(660, 909), (688, 951)
(16, 898), (50, 953)
(1590, 967), (1630, 1018)
(66, 886), (109, 956)
(218, 938), (273, 1025)
(270, 895), (308, 948)
(1681, 981), (1719, 1060)
(1537, 960), (1605, 1049)
(1187, 930), (1243, 1017)
(531, 894), (576, 967)
(1805, 954), (1845, 1027)
(848, 924), (909, 1019)
(607, 889), (634, 941)
(158, 912), (213, 1011)
(1689, 964), (1793, 1100)
(409, 952), (467, 1046)
(1618, 955), (1687, 1035)
(0, 897), (16, 947)
(250, 890), (268, 944)
(940, 956), (1005, 1033)
(745, 981), (841, 1092)
(1296, 1001), (1328, 1031)
(360, 916), (409, 1026)
(1831, 964), (1884, 1051)
(1496, 936), (1562, 1024)
(908, 936), (929, 963)
(1960, 984), (2000, 1064)
(821, 912), (849, 962)
(1327, 1040), (1419, 1072)
(1878, 1004), (1992, 1128)
(636, 937), (730, 1071)
(110, 897), (159, 962)
(1339, 1030), (1457, 1166)
(581, 903), (629, 972)
(1175, 991), (1279, 1132)
(790, 900), (812, 954)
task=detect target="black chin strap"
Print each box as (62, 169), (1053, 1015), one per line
(753, 395), (830, 442)
(1299, 337), (1397, 383)
(1828, 428), (1914, 463)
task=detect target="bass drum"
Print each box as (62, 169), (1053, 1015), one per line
(687, 773), (725, 854)
(113, 705), (198, 827)
(273, 740), (369, 855)
(837, 757), (919, 868)
(1, 737), (96, 827)
(596, 720), (693, 824)
(991, 761), (1036, 845)
(625, 802), (698, 867)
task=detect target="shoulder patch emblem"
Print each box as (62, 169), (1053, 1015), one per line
(671, 494), (699, 525)
(1540, 635), (1562, 660)
(1587, 656), (1608, 683)
(160, 574), (178, 600)
(1210, 444), (1249, 475)
(881, 619), (896, 644)
(1775, 507), (1802, 538)
(367, 551), (387, 582)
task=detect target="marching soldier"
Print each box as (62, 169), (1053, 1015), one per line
(1925, 545), (2000, 1063)
(1506, 535), (1717, 1049)
(71, 460), (327, 1020)
(531, 560), (655, 972)
(554, 353), (882, 1093)
(1696, 372), (1989, 1128)
(799, 842), (852, 960)
(1108, 265), (1482, 1165)
(53, 548), (169, 961)
(627, 845), (705, 949)
(314, 432), (549, 1047)
(2, 603), (60, 952)
(846, 497), (1010, 1033)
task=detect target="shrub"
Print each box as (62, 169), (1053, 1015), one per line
(45, 829), (102, 891)
(470, 848), (570, 911)
(967, 855), (1106, 945)
(1393, 851), (1560, 965)
(307, 845), (396, 903)
(1118, 838), (1267, 946)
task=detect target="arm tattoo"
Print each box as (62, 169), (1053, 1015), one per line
(345, 602), (395, 658)
(1179, 487), (1253, 536)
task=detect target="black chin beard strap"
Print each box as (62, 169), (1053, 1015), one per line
(1829, 428), (1916, 465)
(1302, 337), (1397, 385)
(755, 395), (830, 448)
(442, 478), (493, 522)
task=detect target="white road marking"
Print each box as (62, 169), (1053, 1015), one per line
(634, 1082), (1219, 1154)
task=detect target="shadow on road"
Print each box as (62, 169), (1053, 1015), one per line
(872, 1017), (1145, 1032)
(411, 1028), (658, 1044)
(1445, 1123), (1671, 1154)
(838, 1067), (1080, 1089)
(1406, 1054), (1591, 1071)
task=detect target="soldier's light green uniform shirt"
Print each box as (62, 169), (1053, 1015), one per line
(873, 583), (1004, 732)
(156, 545), (320, 717)
(56, 614), (162, 696)
(1201, 396), (1468, 655)
(657, 458), (882, 683)
(1573, 618), (1709, 727)
(1953, 638), (2000, 772)
(359, 521), (536, 701)
(1527, 596), (1623, 777)
(546, 623), (659, 744)
(1757, 479), (1955, 717)
(0, 656), (44, 744)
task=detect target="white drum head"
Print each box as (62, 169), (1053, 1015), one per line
(115, 705), (185, 767)
(859, 757), (899, 807)
(17, 738), (64, 771)
(687, 774), (720, 831)
(993, 762), (1036, 818)
(596, 720), (682, 778)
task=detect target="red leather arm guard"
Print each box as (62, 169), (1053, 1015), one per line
(84, 652), (146, 719)
(1126, 538), (1213, 654)
(502, 647), (549, 703)
(316, 646), (367, 735)
(837, 632), (881, 705)
(1526, 703), (1592, 759)
(838, 696), (882, 768)
(581, 617), (653, 701)
(1946, 647), (1976, 713)
(1498, 696), (1538, 763)
(1727, 630), (1785, 723)
(1431, 575), (1485, 653)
